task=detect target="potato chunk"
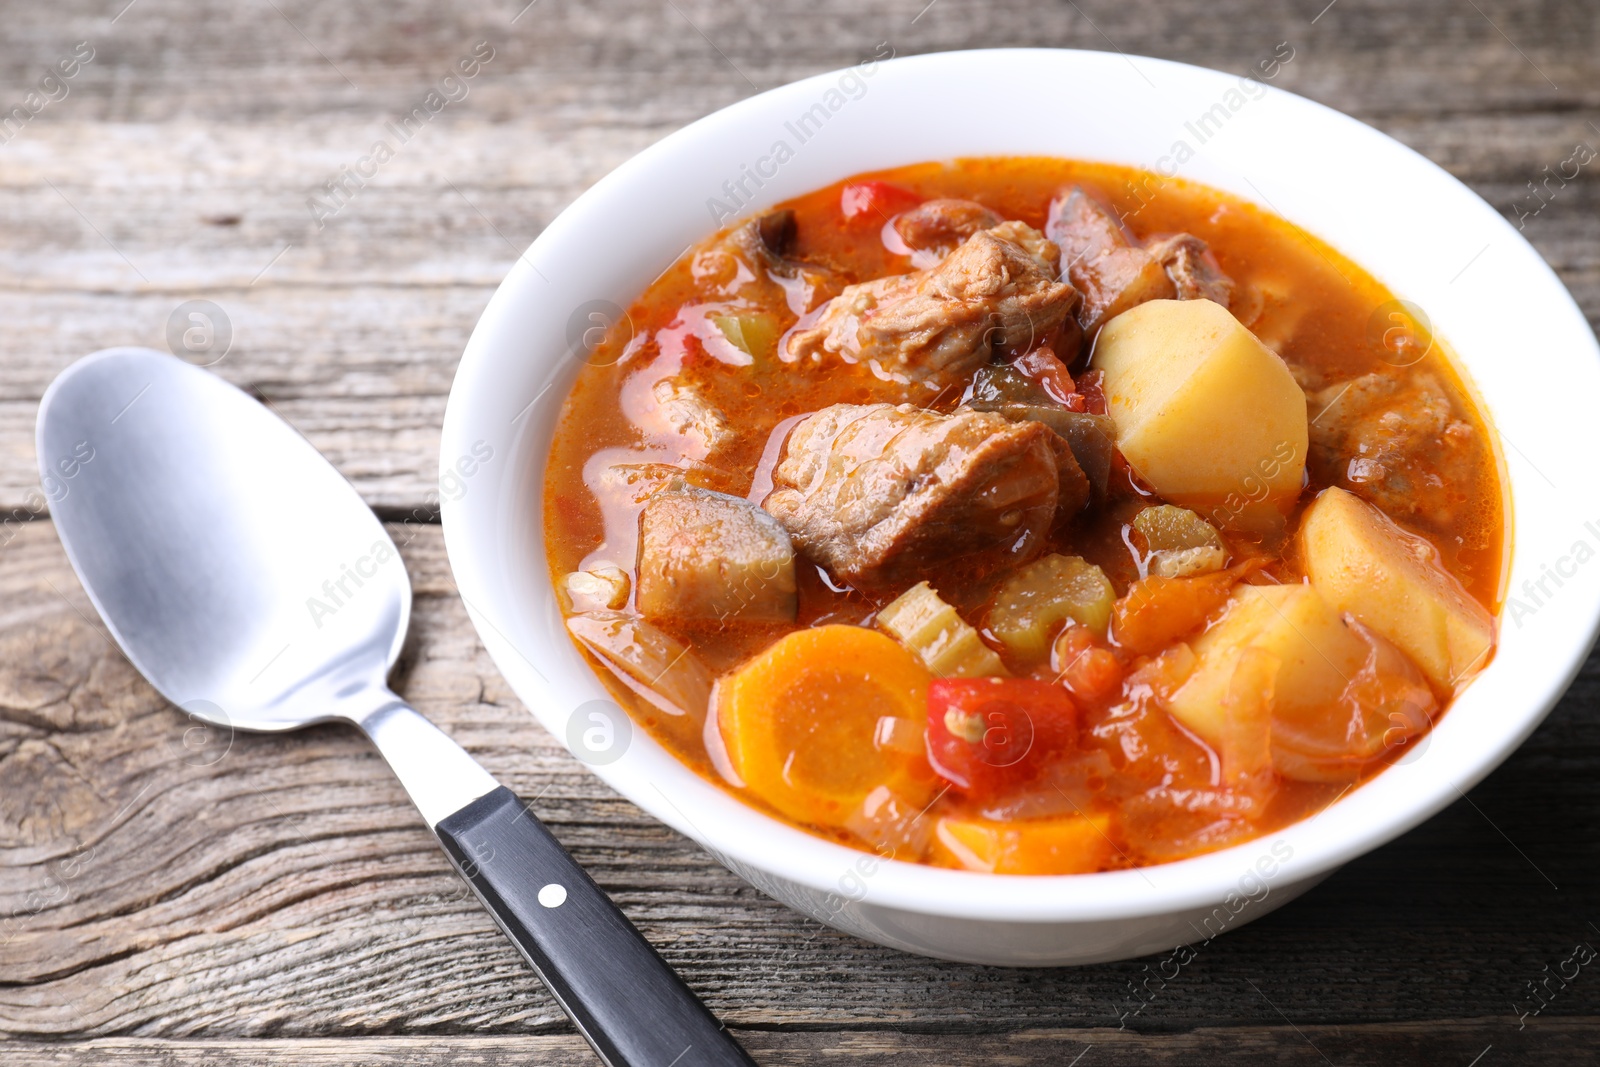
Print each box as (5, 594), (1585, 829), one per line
(1299, 487), (1494, 690)
(1093, 299), (1307, 532)
(1165, 584), (1367, 748)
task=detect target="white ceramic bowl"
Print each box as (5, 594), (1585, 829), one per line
(441, 48), (1600, 965)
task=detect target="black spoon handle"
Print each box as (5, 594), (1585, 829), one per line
(436, 786), (756, 1067)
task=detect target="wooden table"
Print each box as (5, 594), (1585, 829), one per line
(3, 1), (1597, 1063)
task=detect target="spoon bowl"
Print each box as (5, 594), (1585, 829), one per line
(39, 346), (407, 731)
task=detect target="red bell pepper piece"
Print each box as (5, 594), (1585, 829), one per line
(925, 677), (1078, 800)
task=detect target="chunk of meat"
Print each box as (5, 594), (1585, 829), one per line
(965, 363), (1115, 500)
(1146, 233), (1234, 307)
(1306, 371), (1479, 531)
(987, 219), (1063, 267)
(592, 460), (737, 505)
(969, 403), (1109, 504)
(1045, 192), (1239, 338)
(764, 403), (1084, 592)
(1030, 408), (1112, 502)
(697, 209), (845, 316)
(784, 224), (1078, 395)
(1047, 188), (1175, 335)
(889, 199), (1003, 266)
(636, 480), (797, 624)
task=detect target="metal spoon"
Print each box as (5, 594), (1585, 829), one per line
(38, 347), (755, 1067)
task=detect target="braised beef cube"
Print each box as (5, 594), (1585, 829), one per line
(976, 403), (1114, 503)
(764, 403), (1079, 592)
(636, 480), (797, 624)
(1147, 233), (1234, 307)
(966, 365), (1112, 501)
(784, 224), (1078, 395)
(890, 199), (1004, 265)
(1047, 187), (1175, 335)
(1306, 372), (1480, 533)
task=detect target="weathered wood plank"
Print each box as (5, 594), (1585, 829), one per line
(0, 0), (1595, 514)
(1, 1020), (1598, 1066)
(0, 0), (1592, 120)
(4, 1), (1600, 1059)
(2, 520), (1598, 1043)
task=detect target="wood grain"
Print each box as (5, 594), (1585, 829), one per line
(3, 520), (1600, 1051)
(0, 0), (1596, 512)
(3, 0), (1599, 1061)
(3, 1020), (1600, 1066)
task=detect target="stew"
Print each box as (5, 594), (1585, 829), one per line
(543, 157), (1505, 874)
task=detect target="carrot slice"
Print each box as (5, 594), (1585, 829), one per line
(1110, 570), (1237, 656)
(715, 625), (936, 830)
(1108, 559), (1278, 657)
(930, 813), (1114, 875)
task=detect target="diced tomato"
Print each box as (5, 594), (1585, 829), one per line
(1083, 693), (1215, 793)
(925, 678), (1077, 800)
(1111, 560), (1269, 657)
(1010, 346), (1076, 406)
(1075, 369), (1108, 415)
(840, 180), (921, 222)
(1051, 624), (1124, 704)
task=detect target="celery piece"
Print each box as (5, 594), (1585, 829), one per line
(1133, 505), (1227, 578)
(988, 555), (1116, 660)
(711, 311), (781, 366)
(876, 581), (1009, 678)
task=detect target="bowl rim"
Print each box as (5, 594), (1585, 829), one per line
(441, 46), (1600, 925)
